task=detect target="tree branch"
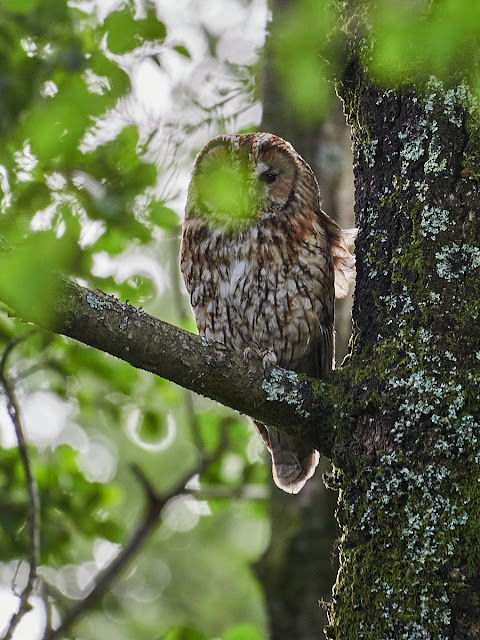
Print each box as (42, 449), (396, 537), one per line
(0, 338), (41, 640)
(1, 275), (341, 455)
(43, 417), (230, 640)
(43, 460), (207, 640)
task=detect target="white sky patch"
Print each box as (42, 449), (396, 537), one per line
(14, 143), (38, 183)
(91, 248), (167, 294)
(0, 391), (71, 449)
(0, 165), (11, 213)
(77, 437), (118, 482)
(217, 36), (259, 65)
(40, 80), (58, 98)
(30, 207), (55, 232)
(161, 494), (208, 532)
(129, 58), (174, 119)
(79, 219), (107, 247)
(41, 562), (97, 600)
(0, 588), (46, 640)
(93, 539), (121, 571)
(55, 421), (90, 452)
(0, 401), (16, 449)
(23, 391), (72, 448)
(247, 428), (266, 464)
(221, 452), (245, 482)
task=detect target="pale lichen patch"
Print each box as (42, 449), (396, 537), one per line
(420, 206), (451, 239)
(261, 367), (310, 418)
(436, 244), (480, 281)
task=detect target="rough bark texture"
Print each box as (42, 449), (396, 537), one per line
(326, 19), (480, 639)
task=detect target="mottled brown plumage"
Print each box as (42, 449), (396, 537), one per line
(180, 133), (356, 493)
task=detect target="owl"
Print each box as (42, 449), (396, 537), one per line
(180, 133), (356, 494)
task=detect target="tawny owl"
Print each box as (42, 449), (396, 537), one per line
(180, 133), (356, 494)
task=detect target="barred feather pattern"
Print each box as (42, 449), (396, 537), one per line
(180, 133), (356, 494)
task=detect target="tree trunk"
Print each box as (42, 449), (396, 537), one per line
(327, 49), (480, 640)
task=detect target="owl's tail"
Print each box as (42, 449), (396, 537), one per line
(255, 421), (319, 494)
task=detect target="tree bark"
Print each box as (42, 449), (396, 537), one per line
(326, 17), (480, 638)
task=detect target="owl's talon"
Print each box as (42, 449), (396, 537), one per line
(243, 347), (277, 377)
(262, 351), (277, 377)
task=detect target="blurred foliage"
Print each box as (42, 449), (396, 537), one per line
(268, 0), (337, 125)
(0, 1), (267, 638)
(0, 0), (166, 310)
(269, 0), (480, 127)
(367, 0), (480, 89)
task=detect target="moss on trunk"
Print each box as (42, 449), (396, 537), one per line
(327, 51), (480, 638)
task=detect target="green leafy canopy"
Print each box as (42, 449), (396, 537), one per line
(0, 2), (270, 638)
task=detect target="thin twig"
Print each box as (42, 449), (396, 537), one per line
(42, 457), (212, 640)
(0, 339), (41, 640)
(183, 389), (206, 454)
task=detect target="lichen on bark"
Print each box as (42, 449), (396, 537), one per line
(326, 6), (480, 631)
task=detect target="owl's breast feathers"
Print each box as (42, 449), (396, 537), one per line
(180, 205), (335, 377)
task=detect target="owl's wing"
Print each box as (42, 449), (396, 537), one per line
(315, 324), (334, 378)
(322, 213), (357, 298)
(294, 321), (334, 379)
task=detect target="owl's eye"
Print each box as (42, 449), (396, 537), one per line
(260, 172), (277, 184)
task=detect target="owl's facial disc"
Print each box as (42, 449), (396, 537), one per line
(255, 148), (296, 206)
(193, 142), (263, 233)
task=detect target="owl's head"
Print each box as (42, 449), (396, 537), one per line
(185, 133), (317, 233)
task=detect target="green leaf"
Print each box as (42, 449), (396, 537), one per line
(149, 204), (179, 230)
(163, 628), (207, 640)
(368, 0), (480, 84)
(90, 227), (128, 255)
(137, 10), (167, 43)
(0, 231), (78, 326)
(136, 410), (170, 445)
(104, 5), (143, 55)
(126, 162), (157, 191)
(270, 0), (335, 123)
(2, 0), (39, 13)
(222, 624), (264, 640)
(14, 181), (51, 215)
(25, 75), (103, 163)
(90, 53), (131, 99)
(173, 45), (191, 58)
(104, 5), (166, 55)
(280, 52), (333, 124)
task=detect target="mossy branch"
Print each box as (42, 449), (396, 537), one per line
(0, 274), (340, 455)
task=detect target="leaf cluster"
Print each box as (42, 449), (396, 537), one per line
(0, 2), (268, 638)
